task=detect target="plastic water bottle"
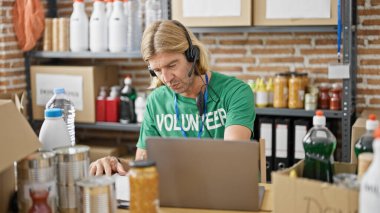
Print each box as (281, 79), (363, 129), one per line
(302, 110), (336, 183)
(70, 0), (89, 51)
(46, 88), (76, 146)
(135, 93), (146, 123)
(126, 0), (143, 52)
(145, 0), (162, 28)
(109, 0), (127, 52)
(360, 127), (380, 213)
(90, 0), (108, 52)
(39, 108), (71, 151)
(120, 76), (137, 123)
(355, 114), (379, 158)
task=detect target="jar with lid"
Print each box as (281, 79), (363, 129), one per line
(129, 160), (159, 213)
(330, 83), (342, 110)
(288, 73), (304, 109)
(305, 93), (317, 111)
(318, 83), (331, 109)
(273, 73), (288, 108)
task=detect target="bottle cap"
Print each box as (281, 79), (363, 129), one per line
(129, 160), (156, 168)
(54, 87), (65, 94)
(124, 77), (132, 85)
(73, 0), (84, 2)
(105, 0), (113, 2)
(366, 114), (379, 131)
(45, 108), (62, 118)
(313, 110), (326, 126)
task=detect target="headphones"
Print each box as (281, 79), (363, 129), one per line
(148, 20), (200, 78)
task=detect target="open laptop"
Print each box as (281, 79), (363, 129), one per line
(146, 137), (265, 211)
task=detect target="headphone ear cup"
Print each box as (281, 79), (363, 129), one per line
(185, 46), (200, 62)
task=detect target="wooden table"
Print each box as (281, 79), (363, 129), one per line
(117, 183), (272, 213)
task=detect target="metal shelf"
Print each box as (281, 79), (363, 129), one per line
(255, 108), (342, 118)
(190, 25), (337, 33)
(76, 122), (141, 132)
(29, 51), (142, 59)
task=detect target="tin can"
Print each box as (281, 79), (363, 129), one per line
(54, 145), (90, 212)
(17, 151), (57, 213)
(77, 176), (116, 213)
(129, 160), (159, 213)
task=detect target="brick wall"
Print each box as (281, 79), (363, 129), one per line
(0, 0), (26, 94)
(2, 0), (379, 110)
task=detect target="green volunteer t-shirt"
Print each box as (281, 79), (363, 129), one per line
(136, 71), (255, 149)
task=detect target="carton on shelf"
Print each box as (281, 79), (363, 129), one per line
(31, 65), (119, 123)
(272, 160), (358, 213)
(0, 100), (41, 212)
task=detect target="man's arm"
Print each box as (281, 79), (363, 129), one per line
(224, 125), (252, 141)
(135, 148), (147, 160)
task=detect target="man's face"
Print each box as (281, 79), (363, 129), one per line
(149, 52), (194, 95)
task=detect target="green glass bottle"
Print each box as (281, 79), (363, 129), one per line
(303, 110), (336, 183)
(355, 114), (378, 158)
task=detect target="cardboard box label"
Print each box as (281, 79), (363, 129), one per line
(36, 73), (84, 110)
(183, 0), (241, 17)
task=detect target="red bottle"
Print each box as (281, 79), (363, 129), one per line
(330, 83), (342, 110)
(318, 83), (331, 109)
(106, 86), (120, 122)
(96, 86), (107, 122)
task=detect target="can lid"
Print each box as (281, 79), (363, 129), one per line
(54, 145), (90, 155)
(45, 108), (62, 118)
(129, 160), (156, 168)
(77, 176), (115, 187)
(54, 87), (65, 94)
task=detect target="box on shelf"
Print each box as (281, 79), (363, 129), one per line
(0, 100), (41, 212)
(254, 0), (337, 26)
(272, 160), (358, 213)
(31, 65), (119, 123)
(171, 0), (252, 27)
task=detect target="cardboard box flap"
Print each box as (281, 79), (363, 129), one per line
(0, 100), (41, 173)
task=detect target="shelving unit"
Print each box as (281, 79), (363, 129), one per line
(24, 0), (356, 162)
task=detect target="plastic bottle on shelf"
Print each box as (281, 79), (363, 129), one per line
(126, 0), (143, 52)
(359, 127), (380, 213)
(255, 78), (268, 108)
(120, 76), (137, 124)
(109, 0), (127, 52)
(106, 86), (120, 122)
(90, 0), (108, 52)
(70, 0), (89, 52)
(302, 110), (336, 183)
(39, 108), (71, 151)
(135, 93), (146, 123)
(355, 114), (379, 158)
(96, 86), (108, 122)
(145, 0), (162, 28)
(45, 88), (76, 146)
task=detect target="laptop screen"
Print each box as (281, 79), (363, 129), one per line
(146, 137), (262, 211)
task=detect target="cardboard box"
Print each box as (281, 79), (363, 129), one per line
(351, 117), (367, 164)
(0, 100), (41, 212)
(31, 65), (119, 123)
(272, 160), (358, 213)
(254, 0), (337, 26)
(0, 91), (27, 118)
(171, 0), (252, 27)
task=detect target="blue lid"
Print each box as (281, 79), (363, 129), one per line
(45, 108), (62, 118)
(54, 88), (65, 94)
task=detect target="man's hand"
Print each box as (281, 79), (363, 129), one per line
(89, 156), (127, 176)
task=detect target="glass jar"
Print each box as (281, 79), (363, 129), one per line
(129, 160), (159, 213)
(318, 83), (331, 109)
(288, 73), (304, 109)
(273, 73), (288, 108)
(304, 93), (317, 111)
(299, 73), (309, 91)
(330, 83), (342, 110)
